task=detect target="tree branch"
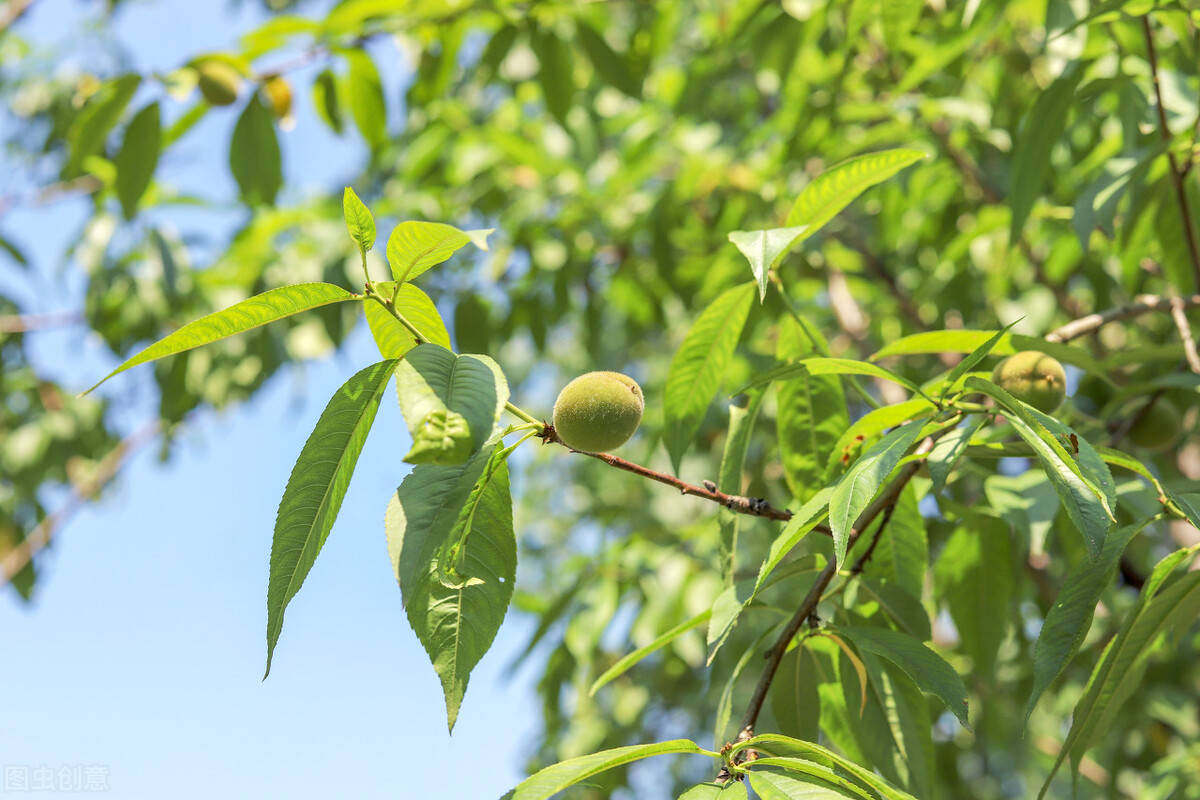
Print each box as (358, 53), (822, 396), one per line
(1044, 294), (1200, 343)
(1, 421), (160, 587)
(1142, 15), (1200, 289)
(1169, 295), (1200, 373)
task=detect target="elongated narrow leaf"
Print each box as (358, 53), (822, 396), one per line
(531, 30), (573, 126)
(786, 149), (926, 234)
(836, 625), (970, 727)
(1010, 68), (1081, 242)
(591, 610), (711, 695)
(829, 422), (928, 567)
(387, 221), (488, 284)
(67, 73), (140, 175)
(678, 783), (744, 800)
(941, 321), (1020, 397)
(933, 516), (1013, 681)
(576, 21), (641, 97)
(343, 49), (387, 149)
(800, 357), (931, 400)
(860, 579), (931, 641)
(769, 646), (822, 743)
(739, 734), (920, 800)
(115, 101), (160, 219)
(394, 344), (508, 465)
(872, 332), (1107, 378)
(1025, 518), (1150, 721)
(342, 186), (375, 253)
(926, 417), (984, 493)
(856, 653), (935, 797)
(864, 484), (927, 599)
(717, 392), (763, 583)
(748, 769), (863, 799)
(714, 627), (776, 747)
(264, 359), (397, 677)
(664, 282), (756, 472)
(85, 283), (356, 393)
(229, 94), (282, 206)
(387, 442), (516, 731)
(825, 400), (936, 480)
(754, 488), (832, 596)
(1041, 565), (1200, 796)
(503, 740), (709, 800)
(727, 226), (808, 301)
(967, 377), (1114, 553)
(363, 282), (451, 359)
(777, 318), (848, 501)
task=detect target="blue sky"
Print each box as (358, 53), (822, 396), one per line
(0, 2), (542, 797)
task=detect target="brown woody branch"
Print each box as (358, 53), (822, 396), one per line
(1, 421), (160, 587)
(1044, 294), (1200, 343)
(1169, 296), (1200, 373)
(717, 431), (946, 776)
(1142, 15), (1200, 289)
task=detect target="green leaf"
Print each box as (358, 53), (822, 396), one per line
(1040, 562), (1200, 796)
(363, 282), (451, 359)
(312, 68), (343, 134)
(754, 488), (832, 597)
(393, 344), (508, 465)
(940, 321), (1019, 399)
(114, 101), (161, 220)
(933, 516), (1014, 681)
(85, 283), (356, 393)
(828, 422), (928, 567)
(727, 226), (808, 301)
(342, 187), (375, 253)
(343, 49), (387, 149)
(678, 783), (745, 800)
(67, 73), (140, 176)
(387, 442), (517, 731)
(714, 627), (776, 747)
(229, 94), (282, 206)
(863, 485), (927, 599)
(503, 740), (710, 800)
(785, 149), (926, 235)
(926, 417), (984, 493)
(717, 392), (764, 583)
(836, 625), (970, 728)
(769, 647), (822, 743)
(576, 21), (641, 97)
(747, 769), (864, 799)
(264, 359), (397, 677)
(663, 282), (756, 472)
(1009, 68), (1081, 243)
(800, 358), (932, 402)
(860, 579), (931, 641)
(967, 376), (1114, 554)
(1024, 518), (1150, 722)
(777, 319), (849, 502)
(386, 221), (479, 284)
(824, 400), (936, 480)
(872, 331), (1108, 377)
(739, 734), (920, 800)
(531, 30), (573, 126)
(590, 609), (711, 696)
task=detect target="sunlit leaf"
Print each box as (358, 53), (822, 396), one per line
(786, 148), (926, 235)
(114, 101), (160, 219)
(363, 282), (451, 359)
(503, 740), (710, 800)
(1009, 67), (1081, 242)
(342, 186), (375, 253)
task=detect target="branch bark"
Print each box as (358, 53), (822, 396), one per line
(1044, 294), (1200, 343)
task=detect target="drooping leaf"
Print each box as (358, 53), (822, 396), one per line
(677, 783), (745, 800)
(825, 400), (936, 481)
(387, 442), (517, 731)
(727, 226), (809, 301)
(1024, 518), (1150, 721)
(264, 359), (397, 677)
(66, 73), (140, 176)
(747, 769), (864, 800)
(393, 344), (508, 465)
(739, 733), (921, 800)
(769, 646), (822, 743)
(591, 609), (711, 696)
(926, 417), (984, 493)
(863, 484), (927, 600)
(933, 516), (1014, 682)
(342, 186), (375, 253)
(114, 101), (161, 219)
(85, 283), (357, 393)
(753, 488), (832, 597)
(717, 392), (764, 584)
(1009, 67), (1081, 243)
(576, 21), (641, 97)
(387, 220), (479, 284)
(940, 321), (1020, 398)
(785, 149), (926, 235)
(777, 318), (848, 502)
(836, 625), (970, 728)
(1040, 560), (1200, 795)
(343, 49), (387, 149)
(530, 29), (573, 126)
(312, 68), (343, 134)
(363, 282), (451, 359)
(502, 740), (710, 800)
(229, 94), (282, 206)
(859, 579), (931, 642)
(828, 422), (928, 567)
(663, 282), (756, 472)
(967, 376), (1114, 554)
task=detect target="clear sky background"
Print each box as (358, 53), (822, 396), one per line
(1, 2), (543, 797)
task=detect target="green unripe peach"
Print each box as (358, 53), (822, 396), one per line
(992, 351), (1066, 413)
(196, 61), (243, 106)
(1129, 399), (1182, 453)
(553, 371), (644, 453)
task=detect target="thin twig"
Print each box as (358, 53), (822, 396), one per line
(0, 0), (33, 32)
(1, 421), (161, 587)
(718, 431), (946, 770)
(848, 502), (897, 576)
(1169, 295), (1200, 373)
(1142, 15), (1200, 289)
(0, 310), (84, 333)
(1045, 294), (1200, 342)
